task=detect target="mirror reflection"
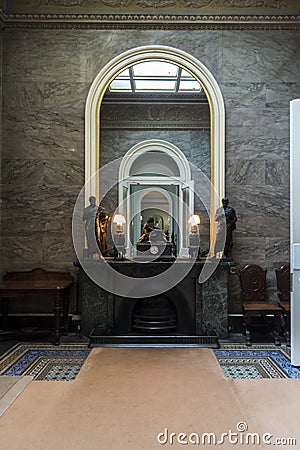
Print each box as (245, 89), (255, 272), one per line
(100, 59), (211, 257)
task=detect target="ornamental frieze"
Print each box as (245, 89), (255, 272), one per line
(101, 103), (210, 129)
(4, 0), (299, 11)
(1, 0), (299, 29)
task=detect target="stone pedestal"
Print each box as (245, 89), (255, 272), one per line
(78, 260), (234, 340)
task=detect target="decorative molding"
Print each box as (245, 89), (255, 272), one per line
(101, 122), (210, 130)
(1, 9), (299, 29)
(3, 0), (300, 11)
(101, 103), (210, 129)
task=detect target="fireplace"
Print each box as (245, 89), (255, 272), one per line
(114, 281), (196, 335)
(132, 296), (177, 333)
(78, 260), (234, 345)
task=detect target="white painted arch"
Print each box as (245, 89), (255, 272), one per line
(118, 139), (191, 182)
(85, 45), (225, 240)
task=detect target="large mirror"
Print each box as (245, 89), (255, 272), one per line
(99, 59), (211, 257)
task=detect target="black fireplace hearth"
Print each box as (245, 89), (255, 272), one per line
(78, 259), (235, 347)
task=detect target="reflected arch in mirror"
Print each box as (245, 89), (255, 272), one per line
(118, 139), (192, 256)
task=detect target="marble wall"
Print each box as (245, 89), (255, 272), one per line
(1, 28), (300, 313)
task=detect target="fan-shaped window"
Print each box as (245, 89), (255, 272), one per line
(109, 60), (202, 93)
(129, 151), (180, 177)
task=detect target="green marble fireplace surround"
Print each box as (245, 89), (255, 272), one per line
(79, 260), (234, 340)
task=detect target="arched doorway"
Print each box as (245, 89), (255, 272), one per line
(118, 139), (193, 256)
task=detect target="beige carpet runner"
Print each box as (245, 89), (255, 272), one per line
(0, 348), (299, 449)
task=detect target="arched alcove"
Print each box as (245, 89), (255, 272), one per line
(118, 139), (193, 256)
(85, 45), (225, 247)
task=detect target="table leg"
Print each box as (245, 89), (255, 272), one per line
(53, 290), (62, 345)
(1, 298), (9, 331)
(62, 289), (69, 336)
(273, 311), (282, 346)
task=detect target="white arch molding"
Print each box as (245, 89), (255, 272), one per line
(85, 45), (225, 243)
(118, 139), (191, 181)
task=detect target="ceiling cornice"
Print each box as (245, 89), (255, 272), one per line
(1, 7), (299, 30)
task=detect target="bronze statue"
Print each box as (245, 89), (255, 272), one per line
(138, 216), (156, 243)
(214, 197), (237, 259)
(138, 216), (166, 243)
(95, 204), (110, 256)
(83, 196), (99, 257)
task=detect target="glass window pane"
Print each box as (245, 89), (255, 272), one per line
(179, 80), (201, 91)
(116, 68), (130, 77)
(135, 80), (176, 91)
(181, 69), (193, 78)
(133, 61), (178, 78)
(110, 79), (132, 91)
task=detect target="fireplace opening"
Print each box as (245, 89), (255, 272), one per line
(132, 295), (177, 333)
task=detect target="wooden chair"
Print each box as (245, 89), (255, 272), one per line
(239, 264), (282, 346)
(275, 264), (290, 345)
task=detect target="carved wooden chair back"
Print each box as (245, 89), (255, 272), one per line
(275, 264), (290, 304)
(239, 264), (267, 304)
(239, 264), (283, 346)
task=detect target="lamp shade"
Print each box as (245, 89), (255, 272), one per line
(113, 214), (126, 226)
(188, 214), (200, 226)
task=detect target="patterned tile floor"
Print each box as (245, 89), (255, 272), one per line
(0, 343), (91, 381)
(2, 342), (299, 381)
(215, 344), (300, 379)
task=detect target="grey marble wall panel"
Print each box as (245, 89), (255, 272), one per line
(1, 159), (44, 187)
(266, 82), (300, 108)
(265, 160), (289, 186)
(226, 136), (289, 161)
(42, 159), (84, 186)
(43, 82), (90, 109)
(42, 233), (77, 267)
(265, 238), (290, 264)
(2, 107), (84, 160)
(3, 29), (89, 83)
(226, 160), (265, 186)
(1, 213), (71, 236)
(189, 131), (211, 179)
(221, 82), (266, 108)
(0, 185), (76, 235)
(226, 185), (289, 219)
(2, 81), (44, 108)
(231, 237), (265, 265)
(232, 211), (288, 240)
(226, 107), (289, 139)
(1, 236), (43, 269)
(222, 30), (300, 84)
